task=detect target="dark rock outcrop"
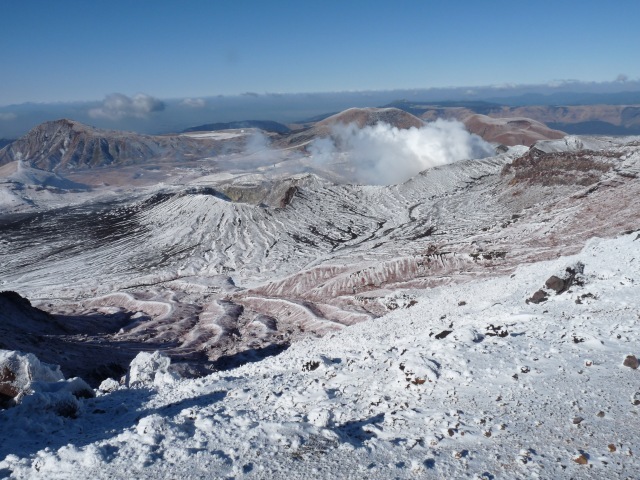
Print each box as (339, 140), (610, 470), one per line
(526, 290), (548, 304)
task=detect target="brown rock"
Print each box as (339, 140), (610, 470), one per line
(608, 444), (617, 452)
(0, 366), (19, 399)
(545, 275), (565, 293)
(526, 290), (548, 304)
(573, 454), (588, 465)
(623, 355), (639, 369)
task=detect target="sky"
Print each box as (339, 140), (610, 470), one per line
(0, 1), (639, 138)
(1, 0), (639, 105)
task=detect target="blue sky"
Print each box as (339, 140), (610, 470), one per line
(2, 0), (639, 106)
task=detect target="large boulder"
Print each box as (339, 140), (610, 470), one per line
(0, 350), (93, 414)
(0, 350), (64, 407)
(126, 351), (180, 388)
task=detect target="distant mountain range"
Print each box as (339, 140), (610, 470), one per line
(0, 108), (568, 176)
(3, 86), (640, 139)
(386, 100), (640, 135)
(5, 102), (640, 177)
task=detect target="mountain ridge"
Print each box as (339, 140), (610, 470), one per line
(386, 100), (640, 136)
(0, 119), (225, 172)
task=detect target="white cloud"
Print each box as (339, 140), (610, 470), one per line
(616, 74), (629, 83)
(89, 93), (165, 120)
(180, 98), (206, 108)
(0, 112), (17, 121)
(546, 79), (581, 88)
(309, 120), (494, 185)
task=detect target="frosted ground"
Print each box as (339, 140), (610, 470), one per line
(0, 233), (638, 479)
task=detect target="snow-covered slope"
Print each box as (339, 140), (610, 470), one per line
(0, 161), (87, 190)
(1, 138), (639, 383)
(1, 233), (638, 478)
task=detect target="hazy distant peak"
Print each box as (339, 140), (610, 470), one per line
(317, 107), (425, 130)
(462, 113), (566, 146)
(183, 119), (291, 134)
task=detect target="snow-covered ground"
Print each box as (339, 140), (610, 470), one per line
(181, 131), (249, 140)
(1, 232), (638, 479)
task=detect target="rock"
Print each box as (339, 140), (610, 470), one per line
(453, 450), (465, 459)
(572, 416), (584, 425)
(526, 290), (548, 304)
(573, 454), (588, 465)
(541, 263), (585, 297)
(434, 330), (453, 340)
(596, 411), (605, 418)
(632, 392), (640, 406)
(61, 377), (95, 399)
(608, 444), (617, 452)
(518, 449), (532, 464)
(485, 324), (509, 337)
(302, 360), (320, 372)
(623, 355), (639, 369)
(545, 275), (565, 293)
(126, 351), (180, 388)
(307, 408), (332, 427)
(0, 350), (64, 407)
(98, 378), (121, 393)
(452, 327), (484, 344)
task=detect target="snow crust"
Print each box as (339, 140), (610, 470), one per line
(181, 131), (248, 140)
(1, 233), (638, 478)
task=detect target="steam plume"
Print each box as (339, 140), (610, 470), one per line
(309, 120), (494, 184)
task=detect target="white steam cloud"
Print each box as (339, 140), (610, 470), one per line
(89, 93), (165, 120)
(309, 119), (494, 185)
(239, 131), (282, 166)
